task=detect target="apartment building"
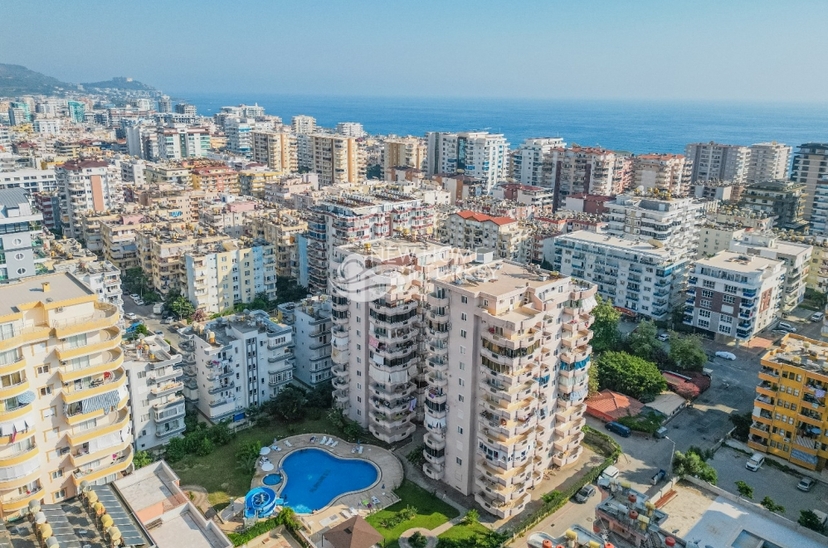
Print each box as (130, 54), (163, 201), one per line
(156, 126), (211, 160)
(310, 134), (364, 186)
(553, 231), (686, 321)
(0, 168), (58, 193)
(698, 224), (747, 258)
(546, 147), (633, 205)
(199, 196), (259, 238)
(56, 160), (122, 241)
(0, 273), (132, 519)
(225, 118), (254, 157)
(263, 173), (319, 206)
(746, 142), (791, 184)
(605, 193), (706, 263)
(509, 138), (565, 187)
(251, 130), (297, 174)
(183, 312), (294, 424)
(426, 132), (509, 192)
(692, 180), (737, 202)
(0, 188), (46, 281)
(246, 210), (307, 278)
(46, 241), (124, 311)
(739, 180), (808, 231)
(729, 233), (811, 312)
(184, 239), (277, 314)
(492, 184), (556, 211)
(684, 251), (783, 341)
(238, 170), (280, 199)
(32, 191), (60, 230)
(291, 115), (316, 135)
(135, 184), (216, 224)
(191, 165), (239, 194)
(749, 334), (828, 471)
(446, 211), (532, 263)
(383, 137), (426, 178)
(791, 143), (828, 220)
(278, 297), (332, 388)
(305, 191), (434, 294)
(122, 335), (186, 451)
(145, 164), (193, 187)
(809, 180), (828, 236)
(684, 142), (750, 184)
(425, 258), (596, 517)
(631, 154), (691, 195)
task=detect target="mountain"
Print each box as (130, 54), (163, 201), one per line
(81, 76), (156, 92)
(0, 63), (74, 96)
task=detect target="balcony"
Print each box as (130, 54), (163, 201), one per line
(53, 302), (119, 339)
(156, 421), (186, 438)
(1, 486), (43, 513)
(72, 445), (133, 486)
(150, 380), (183, 396)
(55, 327), (121, 362)
(58, 348), (124, 384)
(0, 444), (39, 468)
(0, 352), (26, 377)
(61, 369), (126, 405)
(67, 408), (130, 449)
(423, 461), (444, 481)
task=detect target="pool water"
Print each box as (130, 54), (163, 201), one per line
(279, 448), (378, 514)
(263, 473), (282, 486)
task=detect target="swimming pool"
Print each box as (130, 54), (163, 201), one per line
(279, 448), (378, 514)
(263, 473), (282, 486)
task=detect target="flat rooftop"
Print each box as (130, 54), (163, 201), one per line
(763, 333), (828, 376)
(558, 230), (678, 258)
(696, 250), (783, 273)
(437, 260), (570, 297)
(338, 238), (451, 260)
(0, 272), (94, 317)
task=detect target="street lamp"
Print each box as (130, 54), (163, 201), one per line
(665, 436), (677, 473)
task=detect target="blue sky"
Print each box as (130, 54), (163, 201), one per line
(3, 0), (826, 101)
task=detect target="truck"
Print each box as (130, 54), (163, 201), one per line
(153, 303), (164, 315)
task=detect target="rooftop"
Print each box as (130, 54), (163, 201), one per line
(763, 333), (828, 377)
(557, 230), (680, 259)
(694, 250), (783, 273)
(436, 260), (574, 298)
(0, 272), (94, 317)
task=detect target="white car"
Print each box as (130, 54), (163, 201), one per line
(810, 312), (824, 322)
(130, 293), (140, 301)
(657, 333), (669, 342)
(124, 312), (137, 321)
(133, 299), (145, 306)
(778, 321), (796, 332)
(715, 351), (736, 361)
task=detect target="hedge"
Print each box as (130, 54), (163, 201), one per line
(506, 426), (622, 540)
(228, 518), (279, 546)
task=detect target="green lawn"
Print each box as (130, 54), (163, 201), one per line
(437, 521), (489, 541)
(172, 416), (354, 506)
(366, 480), (459, 547)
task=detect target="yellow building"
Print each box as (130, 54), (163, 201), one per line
(0, 273), (131, 519)
(750, 333), (828, 471)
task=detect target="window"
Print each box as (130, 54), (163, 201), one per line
(459, 362), (465, 370)
(701, 290), (713, 298)
(51, 470), (63, 480)
(39, 387), (51, 396)
(724, 285), (738, 294)
(461, 296), (468, 304)
(456, 457), (462, 465)
(137, 371), (147, 379)
(460, 329), (467, 338)
(718, 325), (731, 334)
(700, 299), (711, 309)
(41, 407), (56, 419)
(703, 280), (715, 289)
(457, 427), (463, 434)
(458, 394), (464, 402)
(64, 334), (87, 349)
(53, 489), (66, 502)
(460, 313), (467, 321)
(698, 319), (709, 328)
(723, 294), (735, 304)
(720, 315), (733, 324)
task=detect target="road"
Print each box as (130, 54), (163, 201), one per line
(122, 298), (186, 350)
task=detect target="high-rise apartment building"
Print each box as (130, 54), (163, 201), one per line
(684, 142), (750, 184)
(67, 101), (86, 123)
(446, 211), (532, 263)
(631, 154), (691, 195)
(545, 147), (633, 206)
(383, 137), (426, 177)
(56, 160), (121, 240)
(278, 297), (332, 388)
(0, 188), (45, 281)
(310, 134), (365, 186)
(156, 126), (211, 160)
(745, 142), (791, 184)
(426, 132), (509, 192)
(157, 96), (172, 113)
(791, 143), (828, 219)
(0, 273), (132, 519)
(749, 334), (828, 471)
(174, 103), (197, 116)
(684, 251), (783, 341)
(739, 180), (808, 231)
(251, 130), (297, 172)
(225, 118), (255, 157)
(336, 122), (365, 138)
(291, 115), (316, 135)
(246, 210), (307, 278)
(510, 138), (565, 187)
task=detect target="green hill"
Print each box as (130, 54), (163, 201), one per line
(0, 63), (74, 96)
(81, 76), (156, 91)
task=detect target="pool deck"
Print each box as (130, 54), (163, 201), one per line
(251, 434), (403, 539)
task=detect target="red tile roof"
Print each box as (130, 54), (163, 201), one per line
(586, 389), (644, 422)
(455, 210), (515, 225)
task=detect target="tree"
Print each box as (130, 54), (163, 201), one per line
(672, 450), (717, 484)
(165, 437), (187, 463)
(275, 507), (301, 532)
(248, 292), (272, 312)
(275, 277), (309, 305)
(463, 509), (479, 526)
(270, 386), (306, 422)
(169, 295), (195, 320)
(366, 164), (383, 180)
(195, 437), (214, 456)
(798, 510), (826, 533)
(625, 320), (660, 360)
(590, 296), (621, 353)
(735, 480), (753, 499)
(595, 351), (667, 401)
(133, 450), (152, 469)
(729, 412), (752, 442)
(409, 532), (428, 548)
(760, 496), (785, 514)
(306, 383), (333, 408)
(588, 365), (600, 395)
(669, 333), (707, 371)
(235, 441), (262, 472)
(208, 421), (234, 446)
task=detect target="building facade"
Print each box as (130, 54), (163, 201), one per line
(56, 160), (121, 240)
(0, 188), (45, 281)
(310, 134), (364, 186)
(278, 297), (332, 388)
(684, 142), (750, 184)
(426, 132), (509, 192)
(791, 143), (828, 220)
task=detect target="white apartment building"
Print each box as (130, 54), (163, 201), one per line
(425, 259), (596, 517)
(183, 311), (294, 424)
(698, 224), (747, 258)
(792, 143), (828, 219)
(728, 232), (811, 312)
(0, 168), (58, 193)
(278, 297), (332, 388)
(544, 147), (632, 205)
(122, 335), (186, 452)
(510, 138), (565, 187)
(426, 132), (509, 192)
(631, 154), (691, 195)
(32, 118), (61, 135)
(684, 142), (750, 184)
(746, 142), (791, 184)
(552, 231), (687, 321)
(184, 239), (277, 314)
(684, 251), (784, 341)
(56, 160), (122, 240)
(291, 115), (316, 135)
(310, 134), (365, 186)
(51, 256), (124, 312)
(446, 211), (532, 263)
(0, 273), (132, 519)
(251, 130), (297, 172)
(225, 118), (255, 157)
(605, 193), (706, 263)
(156, 126), (211, 160)
(810, 180), (828, 235)
(383, 137), (426, 177)
(336, 122), (365, 138)
(0, 188), (45, 282)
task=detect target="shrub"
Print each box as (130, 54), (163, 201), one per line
(409, 531), (428, 548)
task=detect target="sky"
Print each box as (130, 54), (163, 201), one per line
(3, 0), (828, 102)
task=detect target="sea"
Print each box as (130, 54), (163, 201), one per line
(175, 93), (828, 155)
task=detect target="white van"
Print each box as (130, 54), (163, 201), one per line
(597, 465), (620, 488)
(745, 453), (765, 471)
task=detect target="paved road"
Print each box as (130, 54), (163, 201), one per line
(122, 298), (186, 350)
(710, 446), (828, 518)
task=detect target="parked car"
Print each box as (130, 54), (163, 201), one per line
(154, 330), (164, 336)
(130, 293), (140, 300)
(745, 453), (765, 471)
(605, 421), (632, 437)
(133, 298), (145, 306)
(715, 351), (736, 360)
(654, 426), (668, 439)
(778, 321), (796, 332)
(597, 465), (620, 488)
(657, 333), (669, 342)
(651, 469), (667, 485)
(797, 477), (816, 492)
(574, 484), (596, 503)
(124, 312), (137, 320)
(810, 312), (824, 322)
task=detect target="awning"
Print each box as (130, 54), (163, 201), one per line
(17, 391), (35, 405)
(13, 420), (26, 432)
